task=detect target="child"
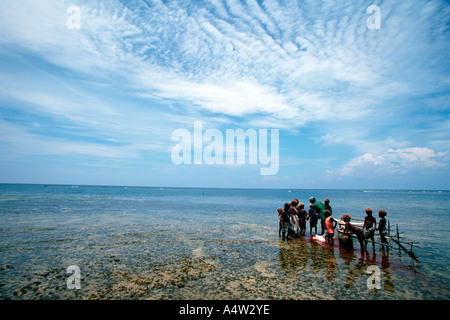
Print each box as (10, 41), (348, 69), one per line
(290, 205), (300, 237)
(308, 203), (318, 235)
(377, 210), (388, 251)
(343, 214), (365, 253)
(281, 203), (292, 240)
(296, 203), (308, 236)
(363, 208), (377, 251)
(277, 207), (283, 237)
(324, 210), (337, 245)
(278, 206), (290, 240)
(309, 197), (326, 235)
(324, 198), (332, 214)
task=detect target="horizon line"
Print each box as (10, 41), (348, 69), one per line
(0, 182), (448, 192)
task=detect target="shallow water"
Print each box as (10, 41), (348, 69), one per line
(0, 184), (448, 299)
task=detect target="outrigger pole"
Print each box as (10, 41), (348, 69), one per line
(386, 223), (420, 262)
(339, 232), (394, 248)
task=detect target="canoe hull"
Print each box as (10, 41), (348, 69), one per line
(338, 232), (353, 249)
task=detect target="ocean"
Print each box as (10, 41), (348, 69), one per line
(0, 184), (449, 300)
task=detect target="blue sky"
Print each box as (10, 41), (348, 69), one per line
(0, 0), (449, 189)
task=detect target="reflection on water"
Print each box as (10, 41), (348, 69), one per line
(275, 235), (425, 299)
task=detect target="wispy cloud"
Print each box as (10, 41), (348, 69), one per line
(0, 0), (382, 123)
(2, 0), (447, 125)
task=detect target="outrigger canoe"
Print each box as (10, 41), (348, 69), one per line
(335, 216), (419, 261)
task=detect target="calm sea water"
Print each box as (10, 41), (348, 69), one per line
(0, 184), (449, 300)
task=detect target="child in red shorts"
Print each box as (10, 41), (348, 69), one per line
(324, 210), (337, 245)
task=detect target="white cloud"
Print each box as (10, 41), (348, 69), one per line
(384, 147), (447, 167)
(331, 147), (447, 177)
(319, 133), (345, 145)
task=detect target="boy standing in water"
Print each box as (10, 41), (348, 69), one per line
(309, 197), (327, 235)
(324, 210), (337, 245)
(290, 201), (300, 237)
(363, 208), (377, 251)
(296, 203), (308, 236)
(279, 203), (292, 240)
(277, 207), (283, 237)
(377, 210), (388, 251)
(278, 207), (289, 240)
(343, 214), (365, 253)
(308, 203), (318, 235)
(324, 199), (332, 214)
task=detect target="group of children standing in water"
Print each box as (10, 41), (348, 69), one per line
(277, 197), (389, 252)
(277, 197), (332, 241)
